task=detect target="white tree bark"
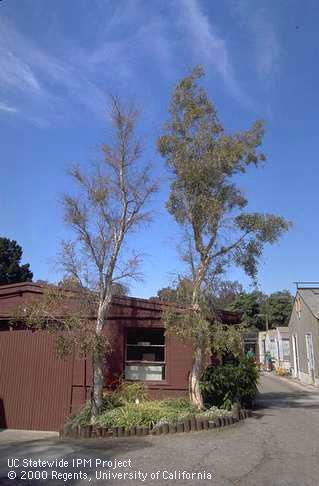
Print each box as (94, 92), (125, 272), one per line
(189, 345), (204, 409)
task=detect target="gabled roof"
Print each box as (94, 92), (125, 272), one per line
(298, 288), (319, 319)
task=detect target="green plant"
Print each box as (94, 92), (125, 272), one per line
(200, 356), (260, 409)
(113, 382), (149, 405)
(68, 401), (92, 426)
(67, 384), (233, 429)
(95, 398), (197, 429)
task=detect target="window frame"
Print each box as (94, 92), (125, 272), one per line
(124, 327), (167, 383)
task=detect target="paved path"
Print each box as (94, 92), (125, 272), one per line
(1, 373), (319, 485)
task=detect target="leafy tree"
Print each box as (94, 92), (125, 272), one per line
(228, 291), (267, 330)
(264, 290), (294, 328)
(157, 66), (290, 408)
(151, 277), (193, 304)
(0, 237), (33, 284)
(153, 279), (243, 310)
(229, 289), (294, 330)
(207, 280), (244, 309)
(14, 284), (100, 360)
(17, 97), (157, 419)
(58, 276), (129, 296)
(151, 286), (177, 303)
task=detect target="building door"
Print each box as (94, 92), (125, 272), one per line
(305, 333), (315, 384)
(292, 335), (299, 378)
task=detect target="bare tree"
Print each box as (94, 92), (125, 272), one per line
(62, 97), (157, 417)
(17, 97), (157, 420)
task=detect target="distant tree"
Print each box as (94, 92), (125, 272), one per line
(35, 279), (50, 286)
(228, 291), (267, 330)
(151, 286), (177, 303)
(153, 279), (243, 310)
(228, 289), (293, 330)
(0, 237), (33, 284)
(264, 290), (294, 328)
(208, 280), (244, 309)
(158, 66), (290, 408)
(151, 277), (193, 304)
(58, 277), (128, 296)
(58, 275), (83, 289)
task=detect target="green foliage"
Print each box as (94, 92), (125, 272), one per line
(79, 398), (229, 429)
(200, 356), (260, 409)
(0, 237), (33, 285)
(68, 382), (149, 426)
(210, 322), (248, 358)
(68, 386), (232, 429)
(266, 291), (293, 327)
(229, 289), (294, 330)
(207, 280), (244, 309)
(69, 401), (93, 426)
(111, 382), (149, 405)
(96, 399), (196, 428)
(228, 291), (267, 330)
(157, 65), (290, 281)
(163, 303), (246, 359)
(157, 65), (290, 406)
(151, 277), (193, 305)
(12, 285), (110, 360)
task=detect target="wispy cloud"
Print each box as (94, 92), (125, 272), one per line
(0, 16), (107, 124)
(0, 9), (174, 125)
(0, 1), (261, 125)
(179, 0), (252, 107)
(0, 101), (18, 114)
(253, 12), (280, 80)
(232, 1), (280, 82)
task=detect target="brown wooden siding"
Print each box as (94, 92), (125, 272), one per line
(0, 282), (239, 431)
(0, 328), (76, 431)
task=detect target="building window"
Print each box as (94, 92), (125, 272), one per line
(125, 328), (165, 381)
(282, 338), (290, 361)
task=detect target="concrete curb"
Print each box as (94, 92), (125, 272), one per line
(60, 410), (252, 440)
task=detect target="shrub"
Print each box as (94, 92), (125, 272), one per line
(200, 356), (260, 409)
(96, 398), (198, 429)
(67, 382), (148, 425)
(68, 401), (92, 426)
(112, 382), (149, 405)
(67, 383), (233, 429)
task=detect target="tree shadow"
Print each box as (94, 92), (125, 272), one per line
(255, 389), (319, 411)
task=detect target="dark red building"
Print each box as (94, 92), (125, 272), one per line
(0, 282), (239, 431)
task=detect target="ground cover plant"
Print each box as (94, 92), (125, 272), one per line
(68, 382), (231, 430)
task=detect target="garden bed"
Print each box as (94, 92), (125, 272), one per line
(61, 382), (253, 440)
(61, 409), (251, 439)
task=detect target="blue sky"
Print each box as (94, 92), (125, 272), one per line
(1, 0), (318, 298)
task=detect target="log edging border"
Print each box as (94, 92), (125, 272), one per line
(60, 409), (252, 439)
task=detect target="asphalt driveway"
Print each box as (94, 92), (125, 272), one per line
(1, 373), (319, 485)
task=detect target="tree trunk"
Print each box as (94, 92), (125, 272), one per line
(189, 344), (204, 409)
(91, 298), (110, 421)
(189, 268), (206, 409)
(91, 354), (104, 420)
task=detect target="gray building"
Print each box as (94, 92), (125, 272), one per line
(258, 328), (290, 371)
(288, 287), (319, 385)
